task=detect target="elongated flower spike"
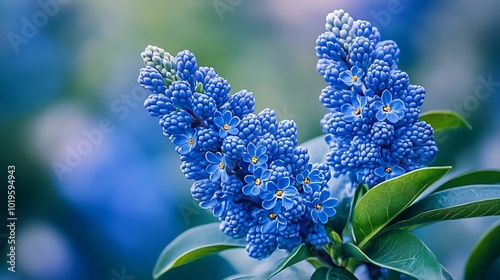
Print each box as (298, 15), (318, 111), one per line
(317, 9), (438, 187)
(139, 45), (337, 259)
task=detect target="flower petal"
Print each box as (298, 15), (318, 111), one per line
(319, 190), (330, 201)
(229, 116), (240, 127)
(213, 117), (224, 127)
(227, 127), (239, 135)
(375, 167), (386, 177)
(247, 143), (256, 154)
(256, 145), (266, 156)
(340, 71), (353, 86)
(318, 211), (328, 224)
(261, 220), (276, 234)
(251, 185), (260, 196)
(358, 96), (367, 107)
(262, 199), (276, 210)
(387, 112), (399, 123)
(222, 111), (232, 122)
(242, 184), (253, 196)
(375, 110), (387, 121)
(209, 171), (220, 181)
(381, 90), (392, 104)
(260, 190), (275, 200)
(393, 166), (406, 176)
(282, 198), (293, 209)
(283, 187), (298, 196)
(219, 129), (228, 138)
(390, 99), (405, 111)
(220, 172), (228, 183)
(372, 100), (383, 110)
(205, 152), (218, 163)
(341, 104), (355, 115)
(323, 198), (338, 208)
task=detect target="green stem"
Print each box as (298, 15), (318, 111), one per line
(306, 257), (329, 269)
(345, 258), (359, 273)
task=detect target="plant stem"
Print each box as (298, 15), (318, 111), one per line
(345, 258), (359, 273)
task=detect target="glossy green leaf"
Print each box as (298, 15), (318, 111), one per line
(255, 244), (310, 280)
(388, 186), (500, 230)
(352, 167), (451, 248)
(432, 169), (500, 193)
(419, 110), (472, 132)
(153, 223), (246, 279)
(348, 184), (369, 243)
(465, 220), (500, 280)
(311, 267), (358, 280)
(344, 230), (441, 279)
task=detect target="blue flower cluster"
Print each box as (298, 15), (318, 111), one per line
(138, 45), (338, 259)
(316, 10), (438, 187)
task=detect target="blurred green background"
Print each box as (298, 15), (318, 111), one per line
(1, 0), (499, 279)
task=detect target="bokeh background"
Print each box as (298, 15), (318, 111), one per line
(1, 0), (499, 279)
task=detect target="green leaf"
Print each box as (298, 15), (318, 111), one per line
(388, 186), (500, 230)
(153, 223), (246, 279)
(432, 169), (500, 193)
(419, 110), (472, 132)
(348, 184), (369, 243)
(255, 244), (310, 280)
(311, 267), (358, 280)
(465, 220), (500, 280)
(352, 167), (451, 248)
(343, 230), (441, 279)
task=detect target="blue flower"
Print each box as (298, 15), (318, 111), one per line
(243, 143), (268, 171)
(260, 177), (298, 210)
(205, 151), (229, 183)
(375, 158), (405, 180)
(214, 110), (240, 138)
(373, 90), (405, 123)
(310, 190), (337, 224)
(340, 95), (367, 122)
(296, 165), (324, 193)
(256, 205), (287, 234)
(172, 129), (197, 155)
(339, 66), (364, 87)
(242, 167), (271, 196)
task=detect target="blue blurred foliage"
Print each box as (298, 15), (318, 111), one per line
(0, 1), (499, 279)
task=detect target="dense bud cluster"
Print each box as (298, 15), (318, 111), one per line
(138, 45), (337, 259)
(316, 10), (438, 187)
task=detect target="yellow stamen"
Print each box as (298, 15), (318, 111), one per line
(303, 177), (310, 184)
(352, 75), (358, 82)
(384, 167), (392, 173)
(315, 203), (322, 210)
(355, 107), (361, 115)
(251, 156), (258, 164)
(189, 138), (195, 145)
(219, 162), (225, 169)
(383, 105), (391, 112)
(269, 213), (277, 219)
(275, 190), (283, 197)
(223, 124), (230, 130)
(254, 178), (261, 185)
